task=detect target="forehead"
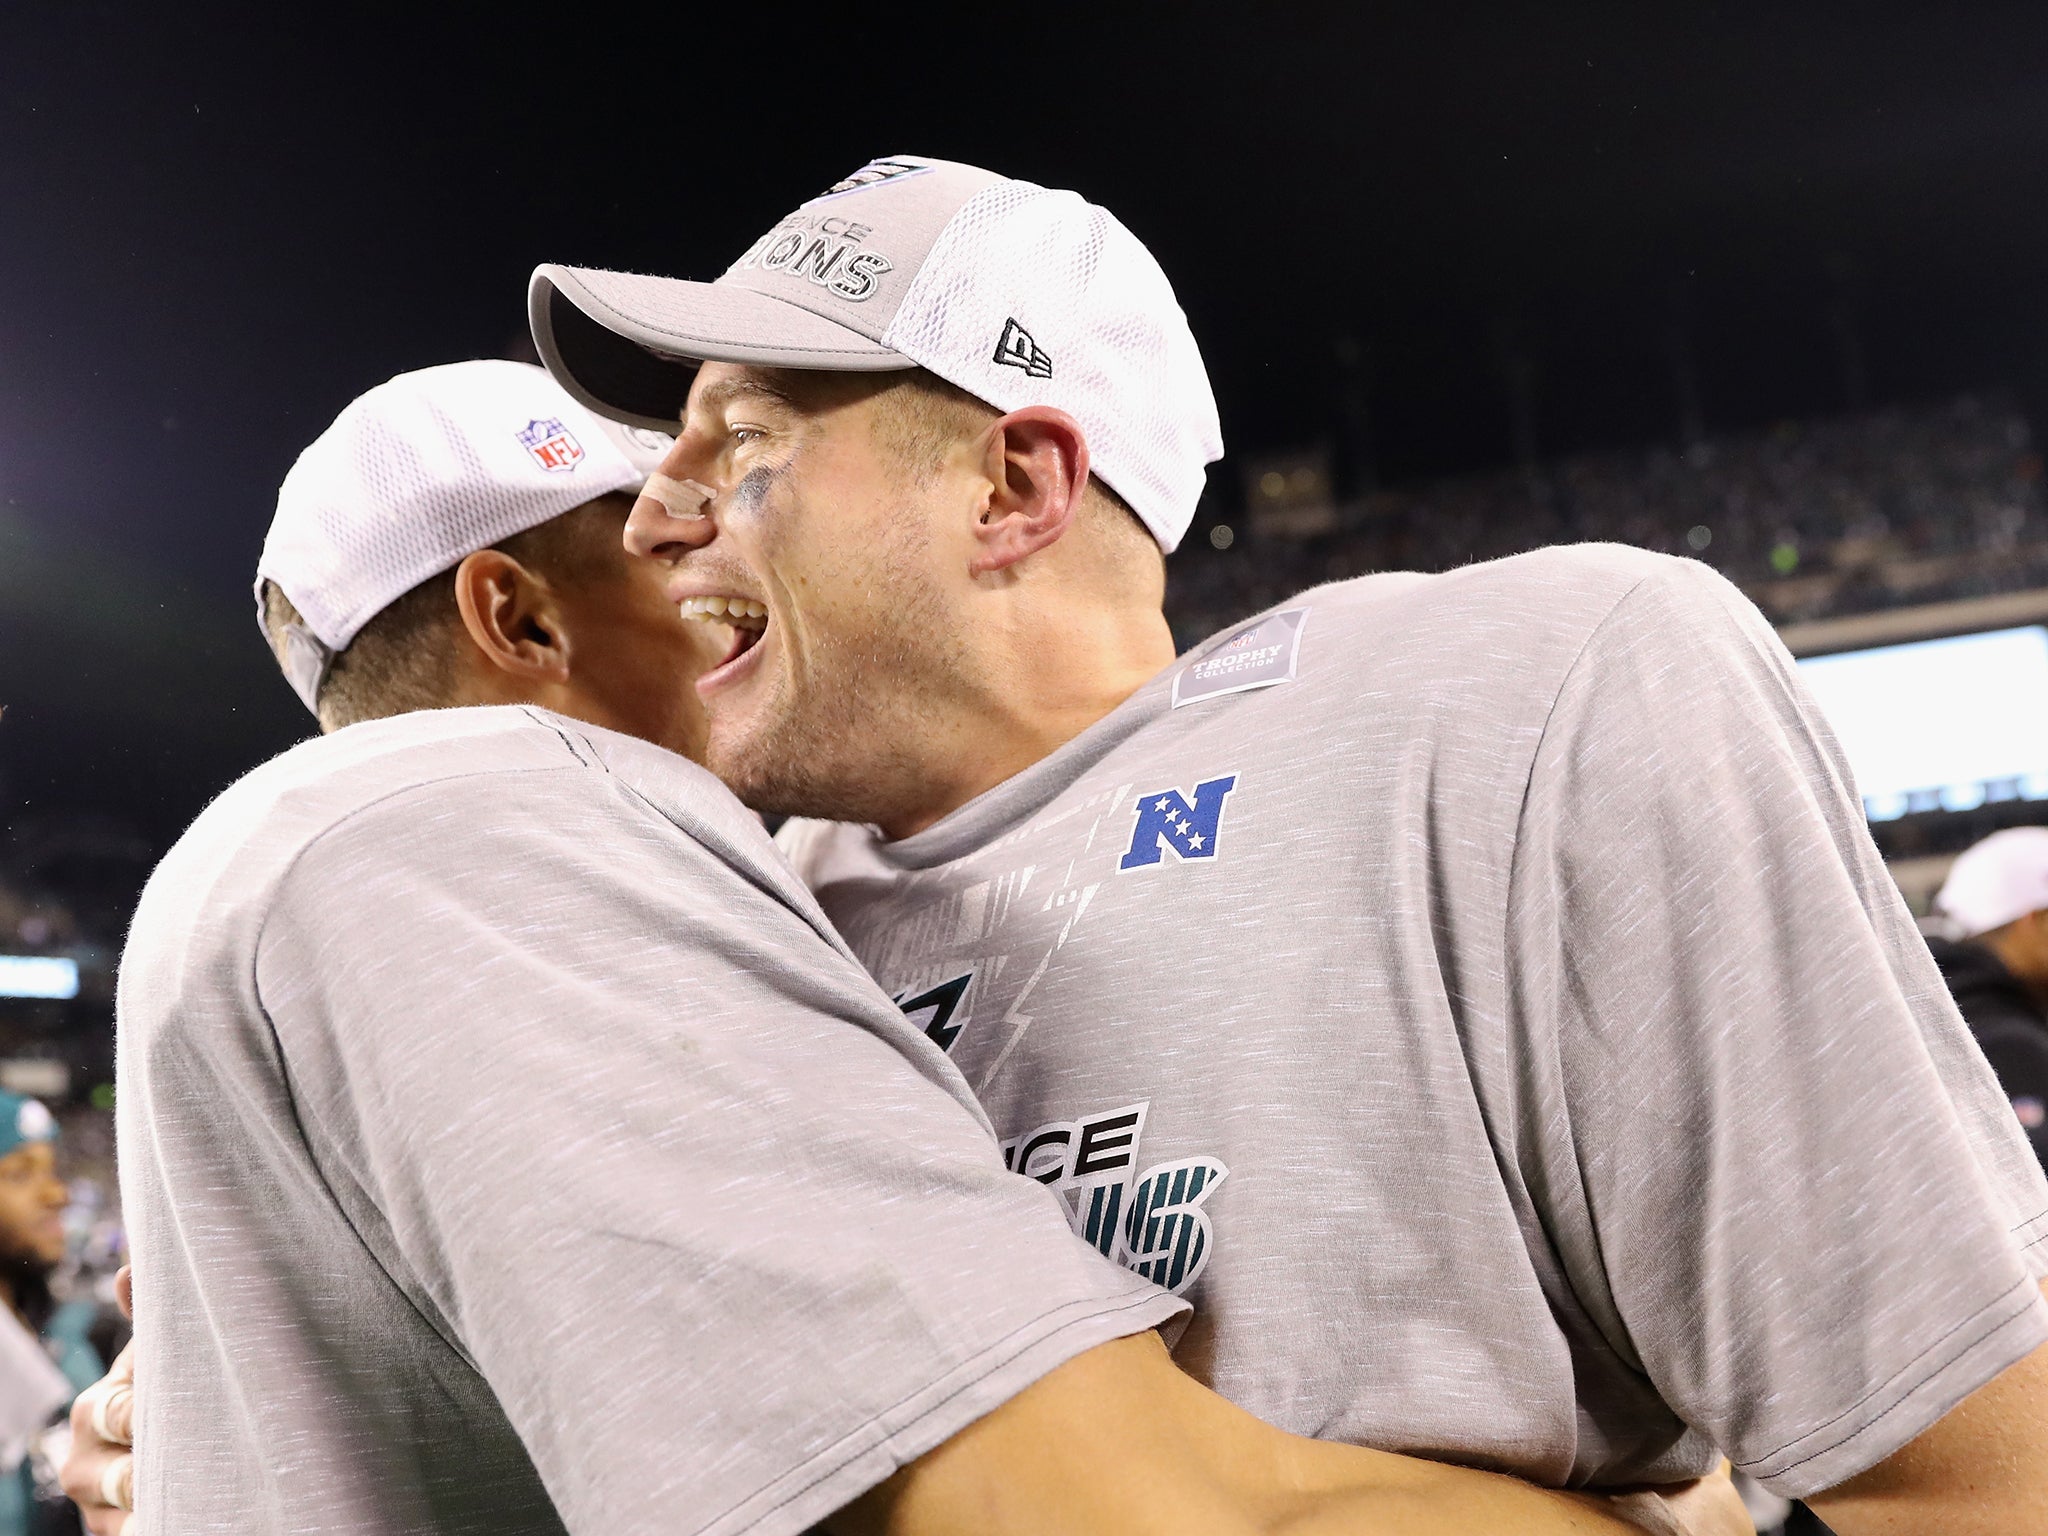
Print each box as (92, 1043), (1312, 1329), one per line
(0, 1140), (52, 1176)
(683, 362), (897, 423)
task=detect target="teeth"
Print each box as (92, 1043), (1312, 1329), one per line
(678, 595), (767, 625)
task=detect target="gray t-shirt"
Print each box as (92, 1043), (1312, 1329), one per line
(116, 705), (1182, 1536)
(781, 544), (2048, 1499)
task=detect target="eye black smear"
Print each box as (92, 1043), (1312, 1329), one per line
(732, 461), (780, 517)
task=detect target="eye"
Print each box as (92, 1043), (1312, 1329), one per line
(729, 423), (766, 447)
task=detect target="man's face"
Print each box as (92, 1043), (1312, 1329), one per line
(0, 1142), (68, 1272)
(631, 364), (973, 822)
(549, 499), (722, 764)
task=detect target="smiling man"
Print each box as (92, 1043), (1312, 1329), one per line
(532, 154), (2048, 1533)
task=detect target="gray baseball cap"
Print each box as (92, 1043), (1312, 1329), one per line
(530, 155), (1223, 551)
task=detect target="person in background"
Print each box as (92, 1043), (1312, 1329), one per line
(1927, 826), (2048, 1168)
(0, 1091), (105, 1536)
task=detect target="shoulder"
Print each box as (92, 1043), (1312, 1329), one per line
(1214, 545), (1745, 684)
(127, 708), (637, 971)
(162, 706), (607, 865)
(1295, 542), (1738, 638)
(1403, 544), (1778, 687)
(1200, 545), (1749, 726)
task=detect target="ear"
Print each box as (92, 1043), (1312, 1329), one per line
(452, 549), (572, 684)
(969, 406), (1090, 576)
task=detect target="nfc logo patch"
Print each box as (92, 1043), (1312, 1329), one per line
(1119, 775), (1239, 871)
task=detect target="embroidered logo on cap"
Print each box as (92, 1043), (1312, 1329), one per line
(517, 418), (585, 474)
(993, 318), (1054, 379)
(815, 158), (933, 201)
(1172, 609), (1309, 708)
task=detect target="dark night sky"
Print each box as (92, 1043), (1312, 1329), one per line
(11, 2), (2048, 854)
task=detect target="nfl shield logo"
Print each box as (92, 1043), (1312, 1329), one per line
(517, 418), (585, 473)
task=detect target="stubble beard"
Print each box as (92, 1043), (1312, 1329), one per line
(707, 584), (967, 829)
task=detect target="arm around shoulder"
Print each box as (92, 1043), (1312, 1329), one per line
(833, 1332), (1746, 1536)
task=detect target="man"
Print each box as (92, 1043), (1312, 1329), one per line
(89, 359), (1706, 1536)
(530, 153), (2048, 1532)
(1927, 826), (2048, 1166)
(0, 1091), (104, 1536)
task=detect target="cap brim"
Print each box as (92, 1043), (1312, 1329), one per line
(530, 265), (914, 430)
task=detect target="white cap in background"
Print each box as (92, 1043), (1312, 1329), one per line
(529, 155), (1223, 552)
(1933, 826), (2048, 937)
(255, 359), (671, 715)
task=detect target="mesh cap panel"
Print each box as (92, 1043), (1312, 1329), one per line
(883, 181), (1221, 549)
(257, 360), (665, 655)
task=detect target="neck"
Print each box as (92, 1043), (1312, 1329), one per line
(1987, 930), (2048, 1010)
(880, 601), (1177, 840)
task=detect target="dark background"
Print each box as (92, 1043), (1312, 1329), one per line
(11, 2), (2048, 850)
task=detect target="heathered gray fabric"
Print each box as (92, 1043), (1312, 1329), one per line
(115, 705), (1183, 1536)
(781, 544), (2048, 1499)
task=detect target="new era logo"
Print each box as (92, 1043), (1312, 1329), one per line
(993, 318), (1053, 379)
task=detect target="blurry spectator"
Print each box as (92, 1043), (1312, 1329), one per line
(0, 1092), (105, 1536)
(1926, 827), (2048, 1168)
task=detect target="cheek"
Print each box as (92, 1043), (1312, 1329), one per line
(621, 603), (721, 680)
(735, 445), (899, 581)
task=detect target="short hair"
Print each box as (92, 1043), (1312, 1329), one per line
(872, 370), (1159, 563)
(259, 493), (631, 732)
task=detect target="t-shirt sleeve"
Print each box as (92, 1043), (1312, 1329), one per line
(1507, 556), (2048, 1499)
(254, 768), (1184, 1536)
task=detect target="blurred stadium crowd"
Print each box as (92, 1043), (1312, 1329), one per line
(1171, 393), (2047, 644)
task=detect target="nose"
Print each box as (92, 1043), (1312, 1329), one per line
(625, 441), (721, 563)
(625, 476), (720, 561)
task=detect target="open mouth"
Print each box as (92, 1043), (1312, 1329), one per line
(678, 594), (769, 671)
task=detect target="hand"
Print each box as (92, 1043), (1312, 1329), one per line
(61, 1266), (135, 1536)
(1603, 1465), (1754, 1536)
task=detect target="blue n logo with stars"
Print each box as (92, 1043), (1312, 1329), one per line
(1119, 774), (1239, 871)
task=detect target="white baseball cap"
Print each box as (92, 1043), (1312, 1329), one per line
(1933, 826), (2048, 937)
(255, 359), (671, 715)
(529, 155), (1224, 552)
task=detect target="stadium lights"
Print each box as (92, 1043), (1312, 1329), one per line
(0, 956), (80, 1000)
